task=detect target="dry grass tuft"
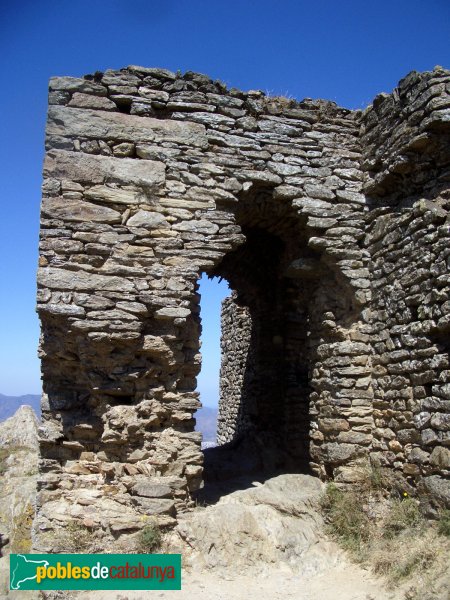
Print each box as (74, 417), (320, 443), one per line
(49, 520), (94, 553)
(321, 468), (450, 600)
(320, 483), (370, 556)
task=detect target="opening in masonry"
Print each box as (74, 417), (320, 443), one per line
(195, 273), (230, 449)
(194, 186), (319, 502)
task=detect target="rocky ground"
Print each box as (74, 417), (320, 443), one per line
(0, 407), (408, 600)
(0, 406), (40, 599)
(37, 473), (403, 600)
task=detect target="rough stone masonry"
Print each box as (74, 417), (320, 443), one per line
(35, 65), (450, 549)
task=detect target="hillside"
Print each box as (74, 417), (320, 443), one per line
(195, 406), (218, 442)
(0, 394), (41, 421)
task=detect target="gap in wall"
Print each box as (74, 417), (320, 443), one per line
(195, 272), (230, 448)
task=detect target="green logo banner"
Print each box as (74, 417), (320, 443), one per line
(10, 554), (181, 590)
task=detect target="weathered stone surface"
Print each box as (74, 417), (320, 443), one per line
(155, 307), (191, 319)
(37, 303), (86, 317)
(84, 185), (140, 205)
(47, 106), (208, 147)
(41, 197), (121, 223)
(38, 267), (134, 291)
(131, 480), (172, 498)
(0, 405), (39, 450)
(68, 93), (116, 111)
(418, 475), (450, 515)
(128, 65), (177, 79)
(44, 150), (165, 188)
(172, 219), (219, 234)
(49, 76), (107, 95)
(131, 498), (175, 515)
(430, 446), (450, 469)
(0, 407), (39, 573)
(177, 474), (329, 570)
(127, 210), (169, 228)
(322, 443), (364, 464)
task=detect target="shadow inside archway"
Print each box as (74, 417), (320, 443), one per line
(195, 432), (313, 506)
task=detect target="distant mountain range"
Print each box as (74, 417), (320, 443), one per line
(0, 394), (41, 421)
(0, 394), (217, 442)
(195, 406), (218, 442)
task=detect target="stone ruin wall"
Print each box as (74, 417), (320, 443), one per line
(217, 295), (253, 445)
(361, 70), (450, 511)
(35, 64), (450, 549)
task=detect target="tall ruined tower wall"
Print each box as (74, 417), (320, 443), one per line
(360, 69), (450, 511)
(35, 65), (449, 549)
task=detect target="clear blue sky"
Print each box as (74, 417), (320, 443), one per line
(0, 1), (448, 403)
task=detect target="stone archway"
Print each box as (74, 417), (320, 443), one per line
(198, 183), (364, 496)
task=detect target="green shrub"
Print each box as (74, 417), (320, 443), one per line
(137, 522), (161, 553)
(438, 509), (450, 537)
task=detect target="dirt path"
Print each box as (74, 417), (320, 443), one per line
(82, 474), (403, 600)
(82, 562), (401, 600)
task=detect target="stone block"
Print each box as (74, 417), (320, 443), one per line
(44, 150), (166, 188)
(38, 267), (135, 292)
(41, 197), (121, 223)
(47, 106), (208, 147)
